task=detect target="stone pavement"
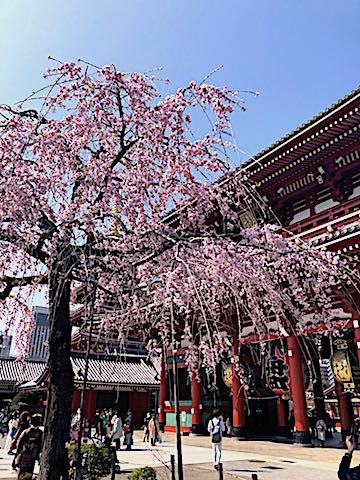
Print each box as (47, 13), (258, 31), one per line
(0, 431), (354, 479)
(116, 432), (345, 480)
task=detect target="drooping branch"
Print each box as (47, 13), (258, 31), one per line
(0, 274), (48, 300)
(0, 231), (49, 265)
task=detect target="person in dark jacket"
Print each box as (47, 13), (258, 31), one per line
(123, 409), (134, 450)
(338, 436), (360, 480)
(11, 411), (30, 471)
(94, 409), (101, 438)
(14, 414), (43, 480)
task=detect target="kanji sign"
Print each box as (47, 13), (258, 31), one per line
(266, 346), (290, 395)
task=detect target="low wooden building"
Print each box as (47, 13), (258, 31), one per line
(16, 353), (159, 428)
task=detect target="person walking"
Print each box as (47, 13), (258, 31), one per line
(70, 423), (78, 444)
(73, 408), (81, 429)
(82, 419), (91, 441)
(124, 409), (134, 450)
(100, 410), (107, 439)
(225, 417), (232, 437)
(325, 412), (334, 438)
(207, 410), (225, 470)
(11, 411), (30, 471)
(309, 409), (316, 438)
(316, 417), (327, 448)
(5, 413), (18, 454)
(143, 412), (151, 442)
(94, 409), (102, 438)
(112, 411), (123, 451)
(0, 409), (7, 439)
(148, 413), (158, 446)
(106, 409), (113, 437)
(289, 410), (295, 435)
(14, 414), (43, 480)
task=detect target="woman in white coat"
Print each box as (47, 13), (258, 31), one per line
(112, 412), (123, 451)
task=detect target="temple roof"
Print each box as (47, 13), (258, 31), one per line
(0, 359), (45, 387)
(310, 220), (360, 249)
(243, 85), (360, 172)
(17, 354), (160, 391)
(71, 355), (159, 388)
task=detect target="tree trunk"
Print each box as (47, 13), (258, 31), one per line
(39, 244), (75, 480)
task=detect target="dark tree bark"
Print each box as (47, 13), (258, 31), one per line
(39, 243), (75, 480)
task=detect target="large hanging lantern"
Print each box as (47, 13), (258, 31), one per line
(266, 346), (290, 395)
(331, 338), (355, 392)
(223, 364), (233, 388)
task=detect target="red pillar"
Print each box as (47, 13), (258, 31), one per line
(71, 388), (81, 412)
(286, 335), (311, 444)
(232, 337), (247, 438)
(159, 355), (167, 431)
(277, 398), (290, 437)
(191, 372), (202, 434)
(335, 380), (353, 441)
(83, 390), (97, 423)
(129, 392), (149, 428)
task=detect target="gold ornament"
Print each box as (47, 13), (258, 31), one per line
(223, 364), (233, 388)
(331, 350), (353, 383)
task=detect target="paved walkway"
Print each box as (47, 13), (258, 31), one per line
(0, 431), (352, 479)
(115, 433), (345, 480)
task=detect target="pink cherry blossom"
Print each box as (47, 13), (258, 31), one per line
(0, 60), (350, 480)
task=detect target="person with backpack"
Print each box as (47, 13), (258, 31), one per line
(14, 414), (43, 479)
(207, 410), (225, 470)
(11, 411), (30, 471)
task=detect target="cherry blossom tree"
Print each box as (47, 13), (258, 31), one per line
(0, 60), (346, 480)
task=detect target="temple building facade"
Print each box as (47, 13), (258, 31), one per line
(159, 86), (360, 443)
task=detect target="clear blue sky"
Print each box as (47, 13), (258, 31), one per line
(1, 0), (359, 162)
(0, 1), (359, 318)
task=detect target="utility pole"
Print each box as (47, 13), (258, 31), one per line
(76, 280), (96, 480)
(170, 299), (184, 480)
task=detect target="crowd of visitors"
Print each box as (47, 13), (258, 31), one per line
(142, 411), (161, 446)
(70, 407), (135, 449)
(1, 403), (358, 479)
(69, 407), (163, 451)
(1, 406), (153, 478)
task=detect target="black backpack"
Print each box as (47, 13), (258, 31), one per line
(211, 419), (222, 443)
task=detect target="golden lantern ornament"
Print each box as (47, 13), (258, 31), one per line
(223, 364), (233, 388)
